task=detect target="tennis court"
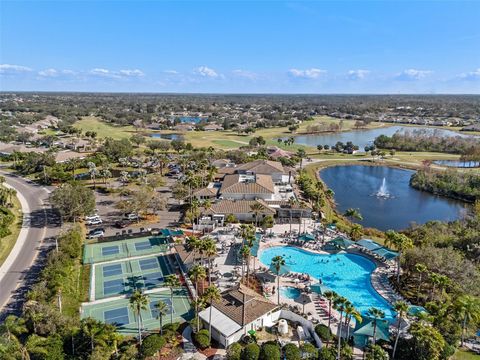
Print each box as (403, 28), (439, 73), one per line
(81, 288), (193, 335)
(92, 255), (172, 300)
(83, 235), (171, 264)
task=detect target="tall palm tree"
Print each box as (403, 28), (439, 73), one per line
(333, 296), (348, 359)
(0, 315), (27, 342)
(323, 290), (338, 336)
(344, 302), (361, 341)
(250, 202), (264, 228)
(202, 285), (221, 344)
(437, 274), (450, 298)
(349, 224), (363, 240)
(240, 245), (251, 285)
(344, 208), (363, 221)
(164, 275), (181, 324)
(80, 317), (111, 354)
(185, 236), (201, 264)
(129, 290), (149, 345)
(154, 300), (169, 335)
(189, 264), (207, 331)
(384, 230), (413, 283)
(366, 307), (386, 346)
(203, 237), (217, 286)
(415, 263), (428, 301)
(271, 255), (286, 305)
(455, 295), (480, 347)
(392, 301), (408, 359)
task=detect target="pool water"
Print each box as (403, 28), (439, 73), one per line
(260, 246), (395, 319)
(280, 286), (301, 299)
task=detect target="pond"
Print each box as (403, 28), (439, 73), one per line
(282, 125), (474, 150)
(433, 160), (480, 168)
(320, 165), (468, 230)
(149, 133), (182, 140)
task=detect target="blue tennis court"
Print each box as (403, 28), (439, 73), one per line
(102, 245), (120, 256)
(135, 241), (152, 251)
(150, 298), (174, 317)
(139, 258), (159, 271)
(104, 278), (125, 296)
(143, 272), (164, 289)
(103, 264), (123, 277)
(104, 307), (129, 326)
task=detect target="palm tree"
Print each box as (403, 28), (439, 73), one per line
(271, 255), (286, 305)
(333, 296), (348, 359)
(202, 285), (221, 344)
(455, 295), (480, 347)
(129, 290), (149, 345)
(344, 302), (361, 341)
(240, 245), (251, 285)
(392, 301), (408, 359)
(154, 300), (169, 335)
(437, 274), (450, 298)
(189, 264), (207, 331)
(415, 263), (428, 301)
(288, 197), (298, 233)
(80, 317), (111, 354)
(323, 290), (338, 336)
(164, 275), (181, 324)
(296, 148), (306, 169)
(384, 230), (413, 283)
(429, 272), (442, 300)
(87, 162), (98, 189)
(344, 208), (363, 221)
(186, 236), (201, 264)
(366, 307), (385, 346)
(349, 223), (363, 240)
(250, 202), (264, 228)
(0, 315), (27, 342)
(203, 237), (217, 285)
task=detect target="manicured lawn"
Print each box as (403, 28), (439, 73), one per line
(74, 116), (137, 139)
(0, 191), (23, 266)
(452, 349), (480, 360)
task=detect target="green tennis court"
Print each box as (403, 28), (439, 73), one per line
(83, 235), (171, 264)
(92, 255), (172, 300)
(81, 288), (193, 335)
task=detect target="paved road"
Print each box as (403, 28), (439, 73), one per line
(0, 171), (60, 317)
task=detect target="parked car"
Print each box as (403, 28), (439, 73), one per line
(114, 220), (130, 229)
(86, 216), (102, 226)
(124, 213), (139, 221)
(87, 228), (105, 239)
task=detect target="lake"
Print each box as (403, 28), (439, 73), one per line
(150, 133), (182, 140)
(284, 125), (473, 150)
(320, 165), (467, 230)
(433, 160), (480, 168)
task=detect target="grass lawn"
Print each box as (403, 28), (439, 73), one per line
(0, 191), (23, 266)
(74, 116), (137, 140)
(452, 349), (480, 359)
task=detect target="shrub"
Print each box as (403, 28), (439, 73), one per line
(365, 345), (389, 360)
(241, 343), (260, 360)
(300, 343), (318, 359)
(225, 214), (238, 224)
(318, 347), (336, 360)
(141, 334), (166, 357)
(194, 329), (210, 349)
(315, 324), (332, 342)
(283, 343), (301, 360)
(259, 343), (281, 360)
(226, 342), (243, 360)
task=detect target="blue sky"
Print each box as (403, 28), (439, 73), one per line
(1, 1), (479, 93)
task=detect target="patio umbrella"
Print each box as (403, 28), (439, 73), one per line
(353, 319), (390, 342)
(298, 233), (316, 242)
(296, 293), (312, 314)
(310, 282), (331, 295)
(327, 237), (355, 250)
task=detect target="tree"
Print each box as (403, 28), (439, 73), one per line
(365, 345), (389, 360)
(193, 329), (210, 349)
(188, 264), (207, 331)
(164, 275), (181, 325)
(349, 223), (363, 240)
(101, 138), (133, 161)
(227, 342), (243, 360)
(260, 343), (281, 360)
(283, 343), (301, 360)
(154, 300), (168, 336)
(323, 290), (338, 336)
(300, 343), (318, 359)
(202, 285), (221, 344)
(129, 290), (149, 345)
(0, 315), (27, 342)
(250, 202), (264, 228)
(392, 301), (408, 359)
(203, 237), (217, 285)
(366, 307), (385, 346)
(271, 255), (285, 305)
(50, 182), (95, 222)
(296, 148), (306, 169)
(384, 230), (413, 283)
(408, 322), (446, 360)
(242, 343), (260, 360)
(333, 297), (348, 359)
(415, 263), (428, 301)
(140, 334), (166, 358)
(455, 294), (480, 347)
(344, 208), (363, 221)
(344, 302), (361, 340)
(79, 317), (115, 355)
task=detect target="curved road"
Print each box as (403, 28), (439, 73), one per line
(0, 171), (59, 316)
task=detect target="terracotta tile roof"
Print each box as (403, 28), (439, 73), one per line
(205, 200), (276, 215)
(193, 187), (219, 197)
(211, 285), (278, 326)
(220, 174), (274, 194)
(236, 160), (285, 174)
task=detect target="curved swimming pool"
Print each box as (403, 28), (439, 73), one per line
(280, 286), (301, 300)
(259, 246), (395, 319)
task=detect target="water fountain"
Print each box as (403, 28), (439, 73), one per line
(375, 177), (391, 198)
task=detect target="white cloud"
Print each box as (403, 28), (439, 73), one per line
(459, 68), (480, 80)
(347, 69), (370, 80)
(194, 66), (219, 78)
(89, 68), (116, 77)
(396, 69), (432, 81)
(38, 68), (59, 77)
(288, 68), (326, 79)
(119, 69), (144, 77)
(0, 64), (32, 74)
(164, 70), (179, 75)
(232, 69), (258, 80)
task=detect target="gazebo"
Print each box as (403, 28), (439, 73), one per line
(327, 237), (355, 250)
(298, 233), (316, 242)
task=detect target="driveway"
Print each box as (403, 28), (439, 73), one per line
(0, 171), (60, 317)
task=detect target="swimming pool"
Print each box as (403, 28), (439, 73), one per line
(280, 286), (301, 299)
(259, 246), (395, 319)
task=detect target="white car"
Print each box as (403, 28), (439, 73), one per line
(88, 228), (105, 239)
(85, 215), (102, 225)
(124, 213), (139, 221)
